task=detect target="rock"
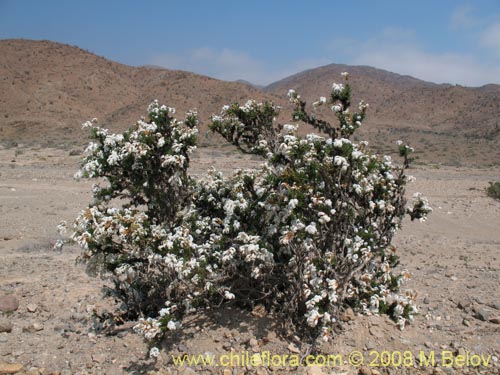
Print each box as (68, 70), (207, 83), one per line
(340, 308), (355, 322)
(92, 353), (106, 364)
(0, 362), (23, 374)
(490, 301), (500, 310)
(433, 368), (445, 375)
(248, 338), (259, 348)
(287, 342), (300, 354)
(306, 365), (325, 375)
(23, 323), (43, 333)
(255, 369), (268, 375)
(223, 369), (232, 375)
(423, 296), (430, 304)
(359, 366), (372, 375)
(26, 303), (38, 313)
(0, 336), (7, 343)
(474, 308), (492, 322)
(0, 320), (12, 333)
(365, 340), (376, 350)
(457, 299), (471, 311)
(181, 368), (196, 375)
(0, 296), (19, 313)
(489, 316), (500, 324)
(462, 318), (471, 327)
(424, 341), (433, 349)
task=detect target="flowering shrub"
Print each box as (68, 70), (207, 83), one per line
(68, 74), (431, 353)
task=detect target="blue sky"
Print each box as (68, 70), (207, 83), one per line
(1, 0), (500, 86)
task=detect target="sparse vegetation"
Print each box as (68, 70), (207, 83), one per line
(486, 181), (500, 200)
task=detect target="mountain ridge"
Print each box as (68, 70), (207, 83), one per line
(1, 39), (499, 165)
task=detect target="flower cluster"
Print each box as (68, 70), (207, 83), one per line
(68, 74), (430, 355)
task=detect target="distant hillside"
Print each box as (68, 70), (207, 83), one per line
(1, 39), (499, 166)
(265, 63), (500, 138)
(0, 39), (279, 146)
(264, 64), (500, 166)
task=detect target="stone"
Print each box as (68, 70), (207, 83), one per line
(489, 316), (500, 324)
(32, 323), (44, 331)
(287, 342), (300, 354)
(462, 318), (471, 327)
(248, 338), (259, 348)
(457, 299), (471, 311)
(359, 366), (372, 375)
(0, 362), (23, 374)
(26, 303), (38, 313)
(181, 368), (196, 375)
(423, 296), (430, 304)
(340, 307), (355, 322)
(474, 308), (492, 322)
(92, 353), (106, 364)
(223, 369), (232, 375)
(365, 340), (376, 350)
(0, 320), (12, 333)
(306, 365), (325, 375)
(0, 296), (19, 313)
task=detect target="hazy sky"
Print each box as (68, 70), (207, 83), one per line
(1, 0), (500, 86)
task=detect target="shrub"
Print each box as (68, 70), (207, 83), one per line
(66, 73), (431, 354)
(486, 181), (500, 200)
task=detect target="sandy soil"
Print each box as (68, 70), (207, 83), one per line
(0, 146), (499, 375)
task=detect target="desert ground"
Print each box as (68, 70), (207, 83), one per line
(0, 145), (499, 375)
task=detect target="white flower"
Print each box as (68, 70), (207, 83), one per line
(305, 222), (317, 235)
(224, 290), (235, 300)
(318, 212), (331, 224)
(306, 308), (321, 327)
(167, 320), (177, 330)
(283, 124), (298, 134)
(331, 104), (342, 113)
(288, 198), (299, 210)
(149, 347), (160, 358)
(332, 83), (344, 94)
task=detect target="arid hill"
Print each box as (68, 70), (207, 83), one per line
(265, 64), (500, 166)
(0, 39), (278, 147)
(1, 39), (499, 166)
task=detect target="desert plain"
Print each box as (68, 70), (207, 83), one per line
(0, 144), (499, 375)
